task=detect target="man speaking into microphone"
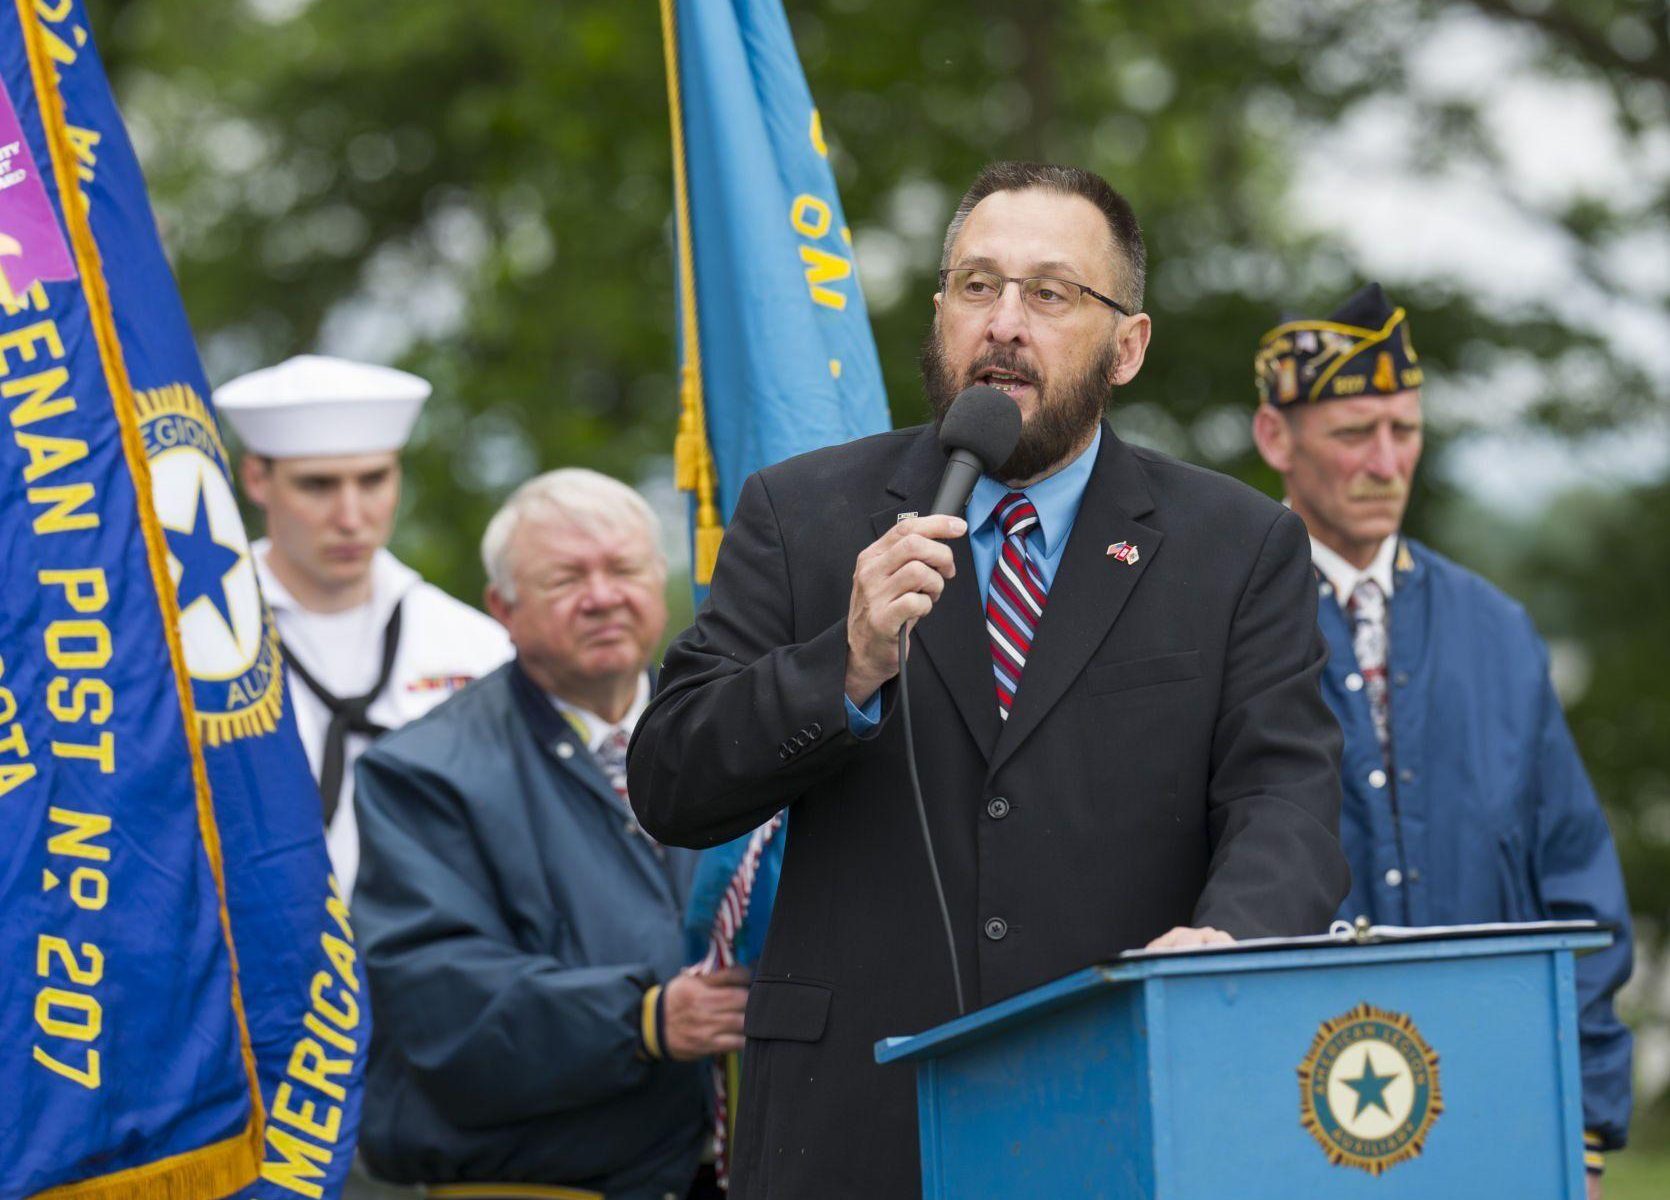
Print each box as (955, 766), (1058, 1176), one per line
(629, 162), (1348, 1199)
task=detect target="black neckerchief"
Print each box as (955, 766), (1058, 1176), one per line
(282, 600), (404, 823)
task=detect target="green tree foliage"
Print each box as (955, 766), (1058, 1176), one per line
(1528, 482), (1670, 1097)
(91, 0), (1668, 1124)
(92, 0), (1665, 559)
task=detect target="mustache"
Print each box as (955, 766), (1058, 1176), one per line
(1347, 479), (1408, 501)
(965, 351), (1039, 388)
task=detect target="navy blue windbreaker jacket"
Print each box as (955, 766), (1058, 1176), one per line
(353, 662), (705, 1197)
(1321, 538), (1633, 1151)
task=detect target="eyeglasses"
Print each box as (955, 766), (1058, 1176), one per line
(939, 268), (1130, 318)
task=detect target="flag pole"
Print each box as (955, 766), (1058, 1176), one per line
(658, 0), (723, 585)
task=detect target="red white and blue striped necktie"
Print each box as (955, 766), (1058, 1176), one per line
(986, 491), (1048, 720)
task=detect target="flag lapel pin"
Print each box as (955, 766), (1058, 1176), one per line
(1107, 541), (1140, 565)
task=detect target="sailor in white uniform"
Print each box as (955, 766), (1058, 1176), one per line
(217, 356), (511, 900)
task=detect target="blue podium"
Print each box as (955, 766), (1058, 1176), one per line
(876, 925), (1608, 1199)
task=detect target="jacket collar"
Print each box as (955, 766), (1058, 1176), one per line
(1310, 532), (1399, 603)
(507, 662), (680, 898)
(508, 661), (633, 811)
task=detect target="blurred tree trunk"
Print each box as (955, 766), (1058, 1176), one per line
(1013, 0), (1058, 160)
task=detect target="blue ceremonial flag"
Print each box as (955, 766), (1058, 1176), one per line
(654, 0), (888, 968)
(0, 4), (364, 1198)
(659, 0), (891, 1172)
(660, 0), (890, 965)
(661, 0), (890, 589)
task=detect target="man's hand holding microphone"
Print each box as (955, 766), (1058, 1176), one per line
(844, 385), (1020, 707)
(844, 514), (966, 707)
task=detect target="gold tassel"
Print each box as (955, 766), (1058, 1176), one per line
(694, 524), (724, 585)
(674, 366), (702, 491)
(674, 430), (700, 492)
(692, 449), (724, 584)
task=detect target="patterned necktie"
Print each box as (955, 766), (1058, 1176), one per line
(986, 491), (1049, 720)
(1348, 578), (1392, 757)
(593, 726), (633, 808)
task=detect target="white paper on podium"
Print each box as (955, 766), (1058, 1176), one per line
(1117, 918), (1605, 960)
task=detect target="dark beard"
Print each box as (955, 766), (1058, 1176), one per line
(920, 325), (1117, 482)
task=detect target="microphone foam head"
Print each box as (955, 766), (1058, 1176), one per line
(937, 384), (1023, 470)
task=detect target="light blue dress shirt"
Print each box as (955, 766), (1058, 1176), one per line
(847, 426), (1103, 733)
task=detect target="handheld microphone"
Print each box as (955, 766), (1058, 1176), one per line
(929, 385), (1024, 516)
(901, 384), (1023, 1016)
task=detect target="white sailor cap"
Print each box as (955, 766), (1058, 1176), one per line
(214, 355), (431, 458)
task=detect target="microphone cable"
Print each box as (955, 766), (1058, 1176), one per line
(897, 624), (967, 1016)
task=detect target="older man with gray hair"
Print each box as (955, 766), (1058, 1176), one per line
(352, 468), (745, 1199)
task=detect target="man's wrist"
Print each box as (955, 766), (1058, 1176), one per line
(843, 656), (891, 709)
(843, 670), (881, 708)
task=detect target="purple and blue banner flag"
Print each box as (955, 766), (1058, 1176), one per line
(0, 3), (363, 1197)
(660, 0), (890, 1178)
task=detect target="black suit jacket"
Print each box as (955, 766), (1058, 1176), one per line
(629, 422), (1348, 1199)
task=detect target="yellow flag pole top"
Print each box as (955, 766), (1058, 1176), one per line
(659, 0), (724, 585)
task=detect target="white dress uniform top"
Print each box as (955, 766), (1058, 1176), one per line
(255, 540), (511, 899)
(216, 354), (513, 900)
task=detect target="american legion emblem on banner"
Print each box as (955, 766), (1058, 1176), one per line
(138, 382), (285, 747)
(1297, 1002), (1444, 1175)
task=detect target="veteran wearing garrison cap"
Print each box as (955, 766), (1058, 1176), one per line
(1251, 284), (1634, 1193)
(217, 355), (510, 900)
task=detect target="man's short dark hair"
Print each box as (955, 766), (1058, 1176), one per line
(939, 161), (1146, 313)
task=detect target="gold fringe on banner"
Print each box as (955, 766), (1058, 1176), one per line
(659, 0), (724, 584)
(30, 1130), (258, 1200)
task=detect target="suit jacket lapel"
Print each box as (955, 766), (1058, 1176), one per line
(990, 425), (1162, 775)
(872, 427), (1001, 759)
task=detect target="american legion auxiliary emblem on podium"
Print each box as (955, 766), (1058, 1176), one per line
(877, 920), (1608, 1199)
(1296, 999), (1444, 1175)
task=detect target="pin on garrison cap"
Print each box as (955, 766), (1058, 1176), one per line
(1253, 282), (1424, 408)
(213, 354), (431, 458)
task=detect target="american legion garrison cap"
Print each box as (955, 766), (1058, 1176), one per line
(214, 354), (431, 458)
(1254, 282), (1424, 408)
